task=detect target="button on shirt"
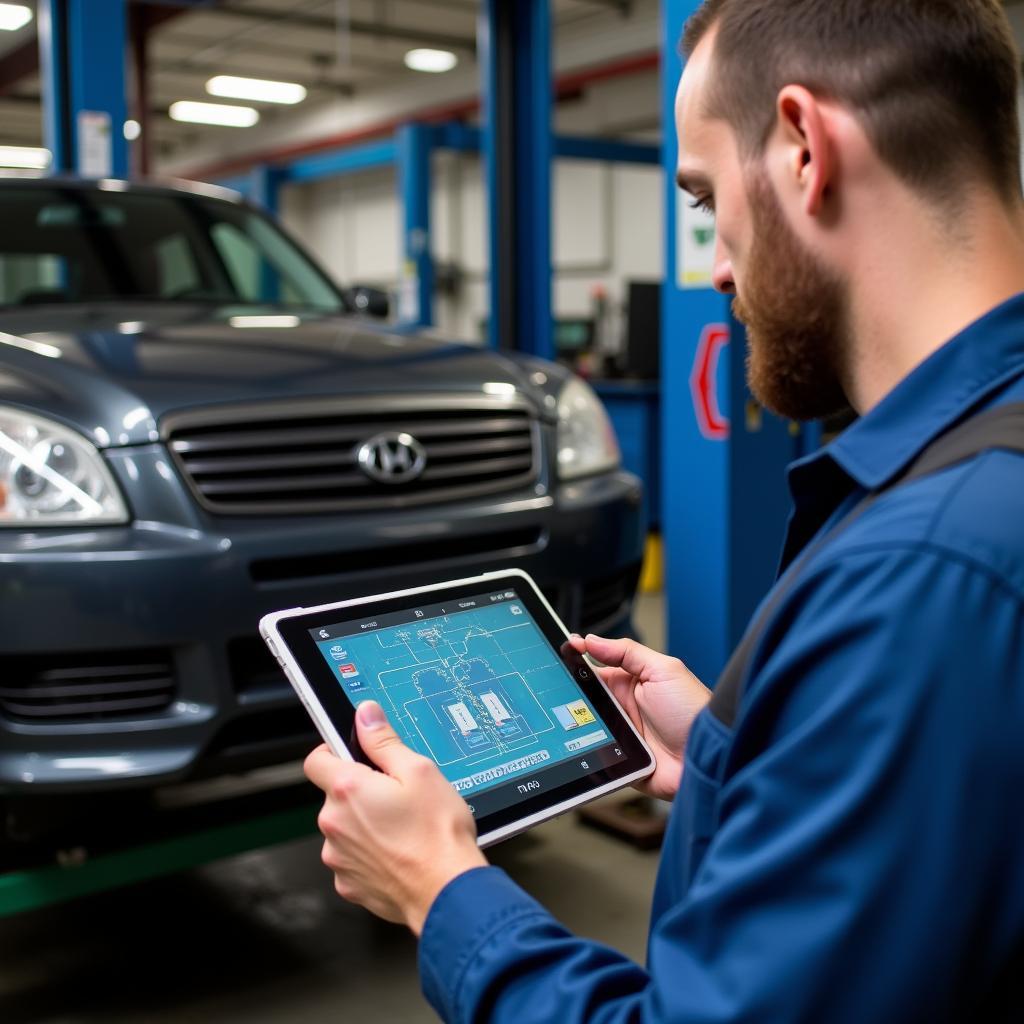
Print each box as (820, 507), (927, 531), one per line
(419, 294), (1024, 1024)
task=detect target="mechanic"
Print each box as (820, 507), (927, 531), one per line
(304, 1), (1024, 1020)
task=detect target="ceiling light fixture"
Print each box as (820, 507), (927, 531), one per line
(0, 146), (51, 169)
(206, 75), (307, 105)
(0, 4), (31, 31)
(169, 101), (259, 127)
(404, 48), (458, 73)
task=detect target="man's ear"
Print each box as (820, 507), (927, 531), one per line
(775, 84), (833, 218)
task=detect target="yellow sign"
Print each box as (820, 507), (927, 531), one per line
(567, 701), (596, 727)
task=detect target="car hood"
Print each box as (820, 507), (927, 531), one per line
(0, 305), (550, 447)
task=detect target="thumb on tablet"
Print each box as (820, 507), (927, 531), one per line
(355, 700), (418, 776)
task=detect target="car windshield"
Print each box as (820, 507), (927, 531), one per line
(0, 185), (346, 312)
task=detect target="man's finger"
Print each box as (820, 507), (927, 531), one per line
(583, 634), (668, 678)
(304, 743), (342, 793)
(355, 700), (420, 776)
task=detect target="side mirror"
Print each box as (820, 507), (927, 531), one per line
(343, 285), (390, 319)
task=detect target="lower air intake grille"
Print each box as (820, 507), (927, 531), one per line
(0, 650), (176, 723)
(578, 564), (642, 633)
(164, 396), (540, 516)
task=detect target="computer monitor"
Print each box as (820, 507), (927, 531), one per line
(554, 318), (595, 355)
(624, 281), (660, 380)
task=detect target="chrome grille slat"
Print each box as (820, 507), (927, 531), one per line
(169, 416), (530, 455)
(164, 397), (541, 516)
(420, 454), (534, 482)
(186, 450), (358, 476)
(200, 471), (371, 496)
(423, 436), (533, 459)
(171, 425), (367, 454)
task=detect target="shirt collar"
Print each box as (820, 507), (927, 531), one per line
(800, 291), (1024, 492)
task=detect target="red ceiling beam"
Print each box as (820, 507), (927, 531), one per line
(0, 39), (40, 97)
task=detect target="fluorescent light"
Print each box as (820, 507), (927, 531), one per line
(229, 315), (300, 329)
(169, 101), (259, 127)
(0, 145), (50, 168)
(206, 75), (306, 105)
(404, 48), (458, 73)
(0, 4), (31, 31)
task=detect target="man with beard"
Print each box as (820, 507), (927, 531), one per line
(304, 1), (1024, 1020)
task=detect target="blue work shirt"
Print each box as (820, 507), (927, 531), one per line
(419, 294), (1024, 1023)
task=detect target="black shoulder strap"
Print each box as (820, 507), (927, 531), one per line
(708, 402), (1024, 730)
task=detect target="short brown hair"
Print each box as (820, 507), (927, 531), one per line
(682, 0), (1022, 202)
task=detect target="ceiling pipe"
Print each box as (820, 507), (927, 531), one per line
(182, 50), (659, 182)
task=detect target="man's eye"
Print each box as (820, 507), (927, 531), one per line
(688, 197), (715, 216)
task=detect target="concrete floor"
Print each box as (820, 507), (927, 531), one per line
(1, 593), (666, 1024)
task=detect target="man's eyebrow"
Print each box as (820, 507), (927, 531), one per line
(676, 170), (711, 195)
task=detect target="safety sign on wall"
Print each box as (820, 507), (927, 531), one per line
(77, 111), (113, 178)
(676, 192), (717, 289)
(691, 324), (731, 440)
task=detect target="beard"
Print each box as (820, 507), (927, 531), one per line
(731, 171), (851, 422)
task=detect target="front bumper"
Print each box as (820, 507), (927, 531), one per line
(0, 444), (644, 794)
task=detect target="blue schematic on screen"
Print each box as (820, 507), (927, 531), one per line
(313, 595), (614, 798)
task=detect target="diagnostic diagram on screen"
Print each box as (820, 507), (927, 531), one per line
(315, 598), (613, 796)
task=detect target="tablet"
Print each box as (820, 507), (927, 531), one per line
(260, 569), (655, 846)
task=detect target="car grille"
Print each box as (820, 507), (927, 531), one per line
(0, 650), (176, 723)
(163, 395), (540, 516)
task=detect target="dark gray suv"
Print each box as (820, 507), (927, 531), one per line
(0, 177), (644, 845)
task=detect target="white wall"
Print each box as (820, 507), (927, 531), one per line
(278, 146), (662, 345)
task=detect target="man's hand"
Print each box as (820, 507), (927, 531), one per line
(304, 700), (487, 935)
(569, 634), (711, 801)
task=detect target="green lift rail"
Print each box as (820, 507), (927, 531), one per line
(0, 801), (319, 919)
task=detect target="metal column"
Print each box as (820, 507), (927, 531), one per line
(248, 164), (282, 216)
(661, 0), (798, 683)
(396, 122), (434, 328)
(480, 0), (553, 357)
(38, 0), (129, 178)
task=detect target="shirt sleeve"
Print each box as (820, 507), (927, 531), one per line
(418, 545), (1024, 1024)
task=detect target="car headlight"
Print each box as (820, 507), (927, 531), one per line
(0, 407), (128, 526)
(556, 376), (620, 480)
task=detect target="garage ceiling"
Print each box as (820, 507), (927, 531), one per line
(0, 0), (647, 159)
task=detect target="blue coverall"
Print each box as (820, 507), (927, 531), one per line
(419, 293), (1024, 1023)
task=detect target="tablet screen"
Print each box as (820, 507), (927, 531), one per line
(305, 586), (629, 819)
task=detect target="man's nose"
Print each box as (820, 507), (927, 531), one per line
(712, 235), (735, 295)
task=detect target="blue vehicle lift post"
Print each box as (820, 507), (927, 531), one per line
(396, 122), (435, 328)
(38, 0), (129, 179)
(481, 0), (553, 358)
(660, 0), (810, 682)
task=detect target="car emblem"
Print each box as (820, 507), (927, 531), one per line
(356, 431), (427, 484)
